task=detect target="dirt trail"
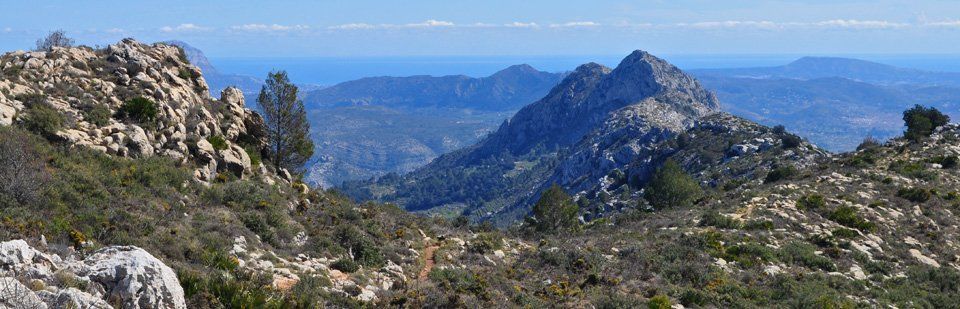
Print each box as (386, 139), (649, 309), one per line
(418, 243), (440, 280)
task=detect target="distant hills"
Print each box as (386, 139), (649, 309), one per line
(302, 64), (565, 111)
(693, 56), (960, 86)
(303, 65), (565, 187)
(692, 57), (960, 151)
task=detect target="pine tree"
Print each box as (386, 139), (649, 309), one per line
(257, 71), (314, 174)
(532, 184), (579, 233)
(903, 105), (950, 141)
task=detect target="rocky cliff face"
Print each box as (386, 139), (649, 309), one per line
(346, 50), (722, 224)
(0, 39), (268, 182)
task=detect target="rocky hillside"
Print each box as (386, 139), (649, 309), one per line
(344, 50), (721, 224)
(0, 39), (487, 307)
(334, 116), (960, 308)
(0, 39), (268, 183)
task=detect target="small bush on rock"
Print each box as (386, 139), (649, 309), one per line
(796, 194), (826, 210)
(207, 135), (229, 151)
(330, 258), (360, 273)
(118, 97), (158, 124)
(22, 103), (64, 137)
(765, 166), (798, 184)
(898, 187), (931, 203)
(84, 104), (112, 126)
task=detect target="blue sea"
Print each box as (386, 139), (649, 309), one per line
(209, 54), (960, 86)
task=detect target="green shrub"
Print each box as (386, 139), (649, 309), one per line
(22, 103), (64, 137)
(333, 224), (385, 267)
(898, 187), (931, 203)
(178, 67), (198, 80)
(644, 160), (703, 209)
(889, 160), (937, 181)
(930, 155), (959, 169)
(832, 228), (859, 239)
(429, 268), (489, 300)
(725, 242), (777, 267)
(200, 249), (239, 271)
(84, 104), (112, 126)
(781, 133), (802, 149)
(827, 206), (877, 232)
(765, 166), (797, 183)
(699, 211), (742, 229)
(207, 135), (229, 151)
(647, 294), (672, 309)
(796, 194), (825, 210)
(779, 241), (836, 271)
(469, 232), (503, 254)
(0, 128), (49, 204)
(118, 97), (158, 124)
(244, 146), (261, 167)
(744, 219), (775, 230)
(330, 258), (360, 273)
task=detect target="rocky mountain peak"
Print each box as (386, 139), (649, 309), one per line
(598, 50), (720, 113)
(491, 64), (538, 76)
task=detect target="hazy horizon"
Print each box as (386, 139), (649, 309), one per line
(204, 53), (960, 86)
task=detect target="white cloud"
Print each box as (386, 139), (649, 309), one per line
(160, 23), (209, 33)
(327, 20), (455, 30)
(924, 20), (960, 28)
(505, 22), (539, 28)
(232, 24), (309, 32)
(2, 27), (11, 33)
(812, 19), (907, 29)
(468, 22), (498, 28)
(105, 28), (126, 33)
(550, 21), (600, 28)
(327, 23), (377, 30)
(401, 20), (455, 28)
(677, 20), (781, 30)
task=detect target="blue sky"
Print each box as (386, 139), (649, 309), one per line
(3, 1), (960, 57)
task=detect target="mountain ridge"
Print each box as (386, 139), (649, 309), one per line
(302, 64), (565, 111)
(692, 56), (960, 86)
(344, 49), (723, 224)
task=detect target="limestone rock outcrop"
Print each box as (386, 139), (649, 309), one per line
(0, 39), (268, 182)
(0, 239), (186, 309)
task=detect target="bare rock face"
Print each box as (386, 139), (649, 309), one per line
(37, 288), (113, 309)
(0, 39), (268, 181)
(0, 240), (186, 309)
(71, 246), (185, 309)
